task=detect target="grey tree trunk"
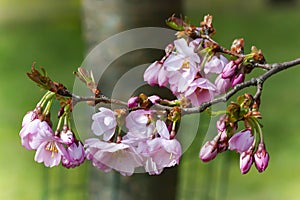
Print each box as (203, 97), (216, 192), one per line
(81, 1), (182, 200)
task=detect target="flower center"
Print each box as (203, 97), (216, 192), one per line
(45, 141), (58, 158)
(181, 60), (190, 69)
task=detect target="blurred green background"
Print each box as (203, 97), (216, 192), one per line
(1, 0), (300, 199)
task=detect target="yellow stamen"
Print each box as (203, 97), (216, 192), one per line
(45, 141), (58, 158)
(181, 60), (190, 69)
(169, 152), (173, 160)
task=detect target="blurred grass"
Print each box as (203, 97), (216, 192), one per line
(2, 0), (300, 199)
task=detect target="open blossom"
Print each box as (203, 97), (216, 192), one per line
(20, 119), (41, 150)
(85, 138), (143, 176)
(228, 129), (254, 153)
(126, 109), (154, 136)
(22, 110), (38, 127)
(91, 107), (117, 141)
(62, 142), (85, 168)
(167, 64), (198, 94)
(204, 54), (228, 75)
(164, 38), (200, 72)
(137, 120), (182, 175)
(184, 78), (216, 106)
(144, 61), (169, 87)
(34, 127), (67, 167)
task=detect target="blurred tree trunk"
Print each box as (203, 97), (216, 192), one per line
(81, 0), (182, 200)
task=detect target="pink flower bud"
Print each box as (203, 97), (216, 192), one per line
(231, 73), (244, 87)
(254, 143), (269, 173)
(228, 129), (254, 153)
(217, 131), (228, 153)
(199, 139), (218, 162)
(60, 130), (75, 145)
(127, 96), (139, 108)
(222, 61), (237, 79)
(215, 74), (231, 95)
(148, 95), (161, 104)
(216, 114), (226, 132)
(240, 150), (253, 174)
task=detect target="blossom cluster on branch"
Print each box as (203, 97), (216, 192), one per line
(20, 14), (300, 175)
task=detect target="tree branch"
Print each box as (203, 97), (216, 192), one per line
(69, 58), (300, 115)
(181, 57), (300, 114)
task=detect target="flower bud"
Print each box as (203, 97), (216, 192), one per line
(216, 114), (226, 132)
(199, 139), (218, 162)
(215, 74), (231, 94)
(127, 96), (139, 108)
(240, 149), (253, 174)
(60, 129), (75, 145)
(254, 143), (269, 173)
(217, 131), (228, 153)
(148, 95), (161, 104)
(231, 73), (244, 87)
(222, 61), (237, 79)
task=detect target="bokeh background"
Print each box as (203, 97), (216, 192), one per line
(1, 0), (300, 199)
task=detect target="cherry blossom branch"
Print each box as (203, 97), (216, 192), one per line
(71, 94), (128, 107)
(181, 57), (300, 115)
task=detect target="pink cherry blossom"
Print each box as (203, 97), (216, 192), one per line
(138, 120), (182, 175)
(125, 109), (154, 136)
(22, 110), (37, 127)
(91, 107), (117, 141)
(167, 64), (198, 94)
(20, 119), (41, 150)
(254, 143), (269, 172)
(62, 142), (85, 168)
(184, 78), (216, 106)
(204, 54), (228, 75)
(228, 129), (254, 153)
(85, 138), (143, 176)
(164, 38), (200, 71)
(34, 128), (67, 167)
(144, 61), (169, 87)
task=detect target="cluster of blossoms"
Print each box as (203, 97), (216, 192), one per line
(144, 15), (264, 107)
(86, 97), (182, 175)
(20, 89), (182, 175)
(20, 91), (85, 168)
(20, 14), (271, 176)
(200, 94), (269, 174)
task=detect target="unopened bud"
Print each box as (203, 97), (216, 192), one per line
(199, 139), (218, 162)
(222, 61), (237, 79)
(231, 73), (244, 87)
(254, 143), (269, 173)
(240, 149), (253, 174)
